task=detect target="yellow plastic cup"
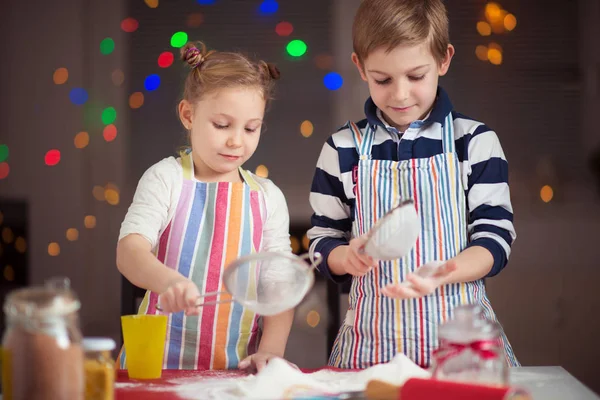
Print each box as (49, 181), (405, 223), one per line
(121, 315), (167, 379)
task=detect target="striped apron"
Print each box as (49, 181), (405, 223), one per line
(329, 116), (519, 369)
(119, 151), (265, 370)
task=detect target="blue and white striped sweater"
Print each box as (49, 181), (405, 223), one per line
(308, 87), (516, 280)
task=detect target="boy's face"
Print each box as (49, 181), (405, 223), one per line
(353, 42), (454, 132)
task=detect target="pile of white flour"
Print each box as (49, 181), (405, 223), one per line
(117, 354), (430, 400)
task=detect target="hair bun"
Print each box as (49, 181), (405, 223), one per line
(181, 42), (207, 69)
(266, 63), (281, 80)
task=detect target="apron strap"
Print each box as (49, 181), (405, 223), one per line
(442, 112), (455, 154)
(347, 121), (375, 159)
(239, 168), (262, 192)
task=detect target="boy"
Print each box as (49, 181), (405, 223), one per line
(307, 0), (519, 369)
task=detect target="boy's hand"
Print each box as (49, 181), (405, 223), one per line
(381, 260), (457, 299)
(238, 351), (298, 373)
(329, 236), (378, 277)
(157, 279), (202, 316)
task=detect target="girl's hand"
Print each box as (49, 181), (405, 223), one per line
(381, 260), (457, 299)
(238, 351), (298, 373)
(157, 279), (201, 316)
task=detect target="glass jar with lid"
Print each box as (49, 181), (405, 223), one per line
(83, 337), (116, 400)
(1, 277), (84, 400)
(432, 304), (508, 386)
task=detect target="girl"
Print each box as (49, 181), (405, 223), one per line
(116, 42), (293, 372)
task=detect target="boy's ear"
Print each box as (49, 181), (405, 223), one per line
(178, 100), (194, 130)
(351, 52), (368, 81)
(438, 44), (455, 76)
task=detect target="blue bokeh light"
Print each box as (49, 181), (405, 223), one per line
(323, 72), (343, 91)
(144, 74), (161, 91)
(259, 0), (278, 15)
(69, 88), (89, 105)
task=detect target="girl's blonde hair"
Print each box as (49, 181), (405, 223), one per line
(180, 41), (280, 105)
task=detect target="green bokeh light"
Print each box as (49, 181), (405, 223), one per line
(101, 107), (117, 125)
(286, 40), (307, 57)
(171, 32), (188, 48)
(0, 145), (8, 163)
(100, 38), (115, 55)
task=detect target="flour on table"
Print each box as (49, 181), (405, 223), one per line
(173, 354), (430, 400)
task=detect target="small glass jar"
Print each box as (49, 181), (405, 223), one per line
(83, 337), (116, 400)
(1, 277), (84, 400)
(432, 304), (508, 386)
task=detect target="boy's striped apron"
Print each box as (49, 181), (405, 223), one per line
(329, 115), (518, 369)
(119, 151), (266, 370)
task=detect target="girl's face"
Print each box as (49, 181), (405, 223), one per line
(179, 86), (266, 182)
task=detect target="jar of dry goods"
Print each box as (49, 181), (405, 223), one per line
(1, 277), (84, 400)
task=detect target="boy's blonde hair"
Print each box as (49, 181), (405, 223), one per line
(352, 0), (449, 65)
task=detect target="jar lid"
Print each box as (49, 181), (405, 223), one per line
(3, 277), (81, 319)
(83, 337), (116, 352)
(438, 304), (500, 343)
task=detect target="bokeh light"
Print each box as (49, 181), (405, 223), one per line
(504, 14), (517, 31)
(103, 125), (118, 142)
(2, 227), (14, 244)
(53, 68), (69, 85)
(129, 92), (145, 109)
(101, 107), (117, 125)
(275, 22), (293, 37)
(255, 165), (269, 178)
(324, 72), (343, 90)
(100, 38), (115, 55)
(144, 0), (159, 8)
(314, 54), (333, 70)
(540, 185), (554, 203)
(121, 17), (139, 33)
(66, 228), (79, 241)
(104, 184), (120, 206)
(48, 242), (60, 256)
(300, 120), (314, 137)
(112, 69), (125, 86)
(259, 0), (278, 15)
(4, 265), (14, 282)
(286, 40), (307, 57)
(0, 144), (8, 162)
(145, 74), (161, 91)
(158, 51), (174, 68)
(476, 45), (489, 61)
(485, 2), (503, 23)
(170, 32), (188, 48)
(0, 163), (8, 180)
(477, 21), (492, 36)
(306, 310), (320, 328)
(15, 237), (26, 254)
(69, 88), (88, 105)
(84, 215), (97, 229)
(488, 48), (503, 65)
(45, 150), (61, 166)
(74, 132), (89, 149)
(93, 185), (105, 201)
(197, 0), (216, 4)
(186, 13), (204, 28)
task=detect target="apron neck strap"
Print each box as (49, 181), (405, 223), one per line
(442, 113), (455, 154)
(348, 122), (375, 159)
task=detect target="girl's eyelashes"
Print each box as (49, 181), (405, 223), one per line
(213, 122), (229, 129)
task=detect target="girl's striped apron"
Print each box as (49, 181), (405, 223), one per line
(329, 115), (519, 369)
(119, 151), (265, 370)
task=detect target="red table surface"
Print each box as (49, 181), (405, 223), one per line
(115, 367), (345, 400)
